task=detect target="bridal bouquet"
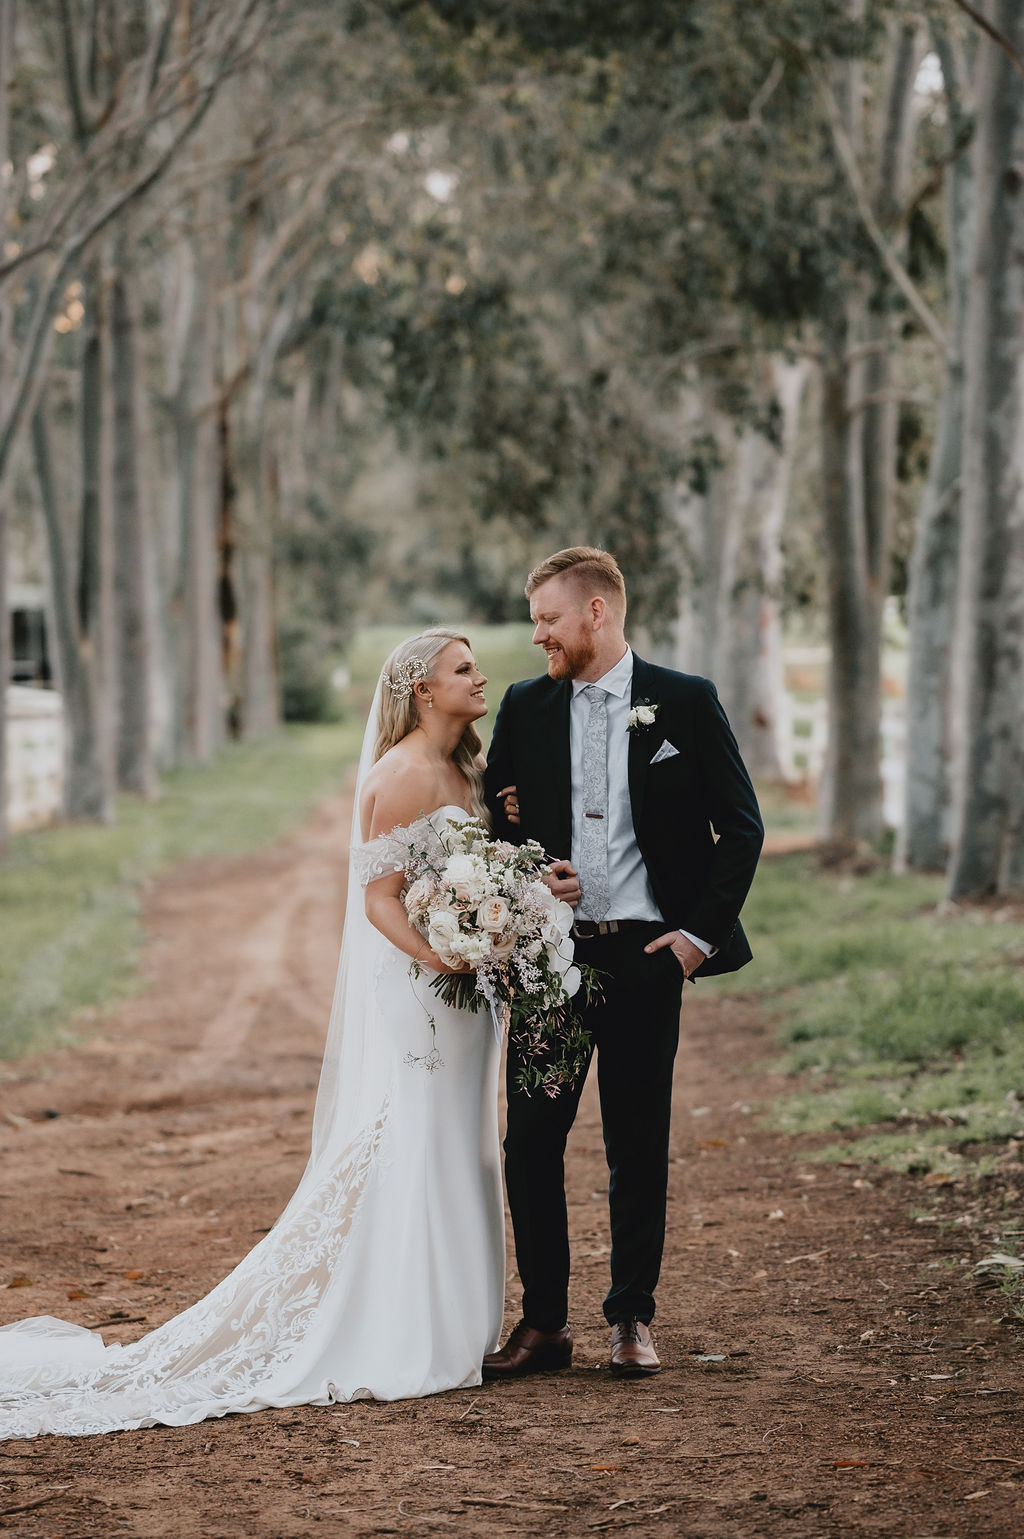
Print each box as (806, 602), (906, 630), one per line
(403, 817), (598, 1097)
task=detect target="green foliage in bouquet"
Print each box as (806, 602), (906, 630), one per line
(403, 816), (600, 1097)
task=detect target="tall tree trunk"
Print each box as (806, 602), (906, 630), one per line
(163, 238), (223, 765)
(110, 262), (157, 796)
(0, 0), (15, 854)
(947, 1), (1024, 898)
(716, 358), (807, 779)
(662, 384), (729, 679)
(234, 415), (279, 739)
(216, 392), (242, 736)
(31, 383), (112, 821)
(819, 22), (920, 844)
(819, 314), (885, 842)
(661, 361), (804, 781)
(898, 26), (974, 871)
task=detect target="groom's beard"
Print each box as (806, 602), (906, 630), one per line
(545, 633), (597, 680)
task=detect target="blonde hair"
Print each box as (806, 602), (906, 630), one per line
(525, 546), (627, 616)
(374, 629), (486, 819)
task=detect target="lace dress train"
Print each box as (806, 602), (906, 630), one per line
(0, 809), (505, 1440)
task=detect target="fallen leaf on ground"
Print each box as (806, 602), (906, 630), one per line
(975, 1253), (1024, 1274)
(5, 1276), (31, 1288)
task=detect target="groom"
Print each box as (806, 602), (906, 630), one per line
(482, 547), (763, 1379)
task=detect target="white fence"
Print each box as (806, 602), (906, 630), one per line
(777, 691), (906, 829)
(5, 686), (64, 831)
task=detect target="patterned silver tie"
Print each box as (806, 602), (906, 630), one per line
(578, 684), (610, 920)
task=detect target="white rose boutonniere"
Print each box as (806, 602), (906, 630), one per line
(627, 698), (659, 732)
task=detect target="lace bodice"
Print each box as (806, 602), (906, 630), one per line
(351, 805), (473, 887)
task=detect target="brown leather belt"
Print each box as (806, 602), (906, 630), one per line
(570, 919), (659, 939)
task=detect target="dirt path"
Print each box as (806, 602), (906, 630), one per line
(1, 797), (1022, 1538)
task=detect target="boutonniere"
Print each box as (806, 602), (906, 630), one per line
(627, 699), (659, 732)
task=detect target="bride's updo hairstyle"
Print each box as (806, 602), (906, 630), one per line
(374, 629), (487, 817)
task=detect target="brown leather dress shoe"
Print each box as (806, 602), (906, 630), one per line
(610, 1319), (661, 1377)
(481, 1321), (573, 1380)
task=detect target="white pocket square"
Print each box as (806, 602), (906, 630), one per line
(650, 739), (679, 765)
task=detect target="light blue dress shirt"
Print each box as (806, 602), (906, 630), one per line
(569, 648), (711, 955)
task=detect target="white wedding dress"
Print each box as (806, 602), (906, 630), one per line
(0, 692), (505, 1441)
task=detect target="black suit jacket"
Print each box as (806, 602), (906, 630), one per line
(483, 654), (764, 978)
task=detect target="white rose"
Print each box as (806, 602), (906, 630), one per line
(451, 932), (492, 964)
(444, 853), (484, 884)
(637, 704), (656, 725)
(427, 909), (461, 948)
(444, 853), (488, 904)
(477, 896), (510, 932)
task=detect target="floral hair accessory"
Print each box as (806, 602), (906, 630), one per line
(384, 656), (429, 701)
(627, 699), (659, 732)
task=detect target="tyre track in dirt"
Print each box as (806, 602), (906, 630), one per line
(1, 796), (1023, 1538)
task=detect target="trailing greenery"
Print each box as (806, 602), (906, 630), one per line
(708, 852), (1024, 1173)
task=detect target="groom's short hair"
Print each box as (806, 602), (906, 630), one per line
(526, 547), (627, 615)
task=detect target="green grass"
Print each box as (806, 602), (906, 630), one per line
(0, 723), (361, 1059)
(0, 625), (542, 1061)
(12, 615), (1022, 1189)
(706, 851), (1024, 1174)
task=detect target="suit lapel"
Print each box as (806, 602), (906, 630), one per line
(627, 653), (655, 828)
(535, 677), (572, 855)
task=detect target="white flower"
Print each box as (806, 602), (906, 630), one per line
(542, 937), (582, 1002)
(427, 909), (462, 948)
(627, 702), (658, 730)
(450, 932), (492, 964)
(443, 852), (488, 904)
(477, 895), (511, 932)
(541, 899), (574, 947)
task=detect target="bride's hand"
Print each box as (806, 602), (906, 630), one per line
(417, 947), (471, 976)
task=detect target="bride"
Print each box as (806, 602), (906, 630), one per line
(0, 629), (506, 1439)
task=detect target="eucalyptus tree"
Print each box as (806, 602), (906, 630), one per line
(2, 0), (280, 820)
(945, 0), (1024, 898)
(0, 0), (15, 851)
(391, 0), (941, 829)
(899, 16), (975, 872)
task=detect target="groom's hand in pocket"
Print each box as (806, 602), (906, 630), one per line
(644, 930), (704, 980)
(542, 859), (582, 909)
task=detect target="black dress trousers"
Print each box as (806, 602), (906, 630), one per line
(503, 922), (684, 1332)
